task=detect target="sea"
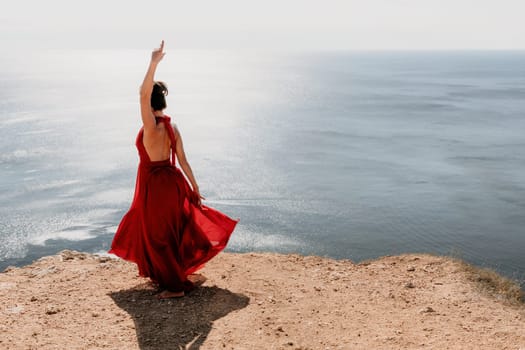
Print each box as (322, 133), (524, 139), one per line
(1, 49), (524, 287)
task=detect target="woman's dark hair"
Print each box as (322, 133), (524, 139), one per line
(151, 81), (168, 111)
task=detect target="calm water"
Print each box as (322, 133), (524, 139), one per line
(1, 49), (524, 286)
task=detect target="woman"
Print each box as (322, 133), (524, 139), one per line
(109, 41), (238, 299)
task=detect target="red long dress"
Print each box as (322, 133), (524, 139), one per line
(109, 115), (238, 292)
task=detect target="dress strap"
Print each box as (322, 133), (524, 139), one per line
(161, 116), (177, 166)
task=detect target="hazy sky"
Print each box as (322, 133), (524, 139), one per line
(2, 0), (525, 50)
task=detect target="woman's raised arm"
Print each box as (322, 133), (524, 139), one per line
(140, 40), (165, 130)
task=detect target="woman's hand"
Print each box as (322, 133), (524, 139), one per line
(193, 188), (205, 207)
(151, 40), (165, 64)
(140, 40), (165, 129)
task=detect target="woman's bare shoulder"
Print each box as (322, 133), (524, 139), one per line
(171, 122), (182, 138)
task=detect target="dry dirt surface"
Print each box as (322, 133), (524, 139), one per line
(1, 250), (524, 349)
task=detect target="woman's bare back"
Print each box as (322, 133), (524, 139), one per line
(142, 119), (172, 162)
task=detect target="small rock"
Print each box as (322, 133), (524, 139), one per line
(276, 326), (284, 332)
(5, 305), (24, 314)
(61, 250), (76, 260)
(30, 266), (59, 278)
(60, 250), (86, 261)
(45, 306), (60, 315)
(420, 306), (435, 313)
(407, 267), (416, 272)
(405, 282), (415, 289)
(30, 296), (38, 302)
(97, 256), (112, 263)
(0, 282), (16, 290)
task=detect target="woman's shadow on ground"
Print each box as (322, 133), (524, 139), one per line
(109, 284), (250, 349)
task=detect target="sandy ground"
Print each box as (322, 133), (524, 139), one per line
(1, 250), (524, 350)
